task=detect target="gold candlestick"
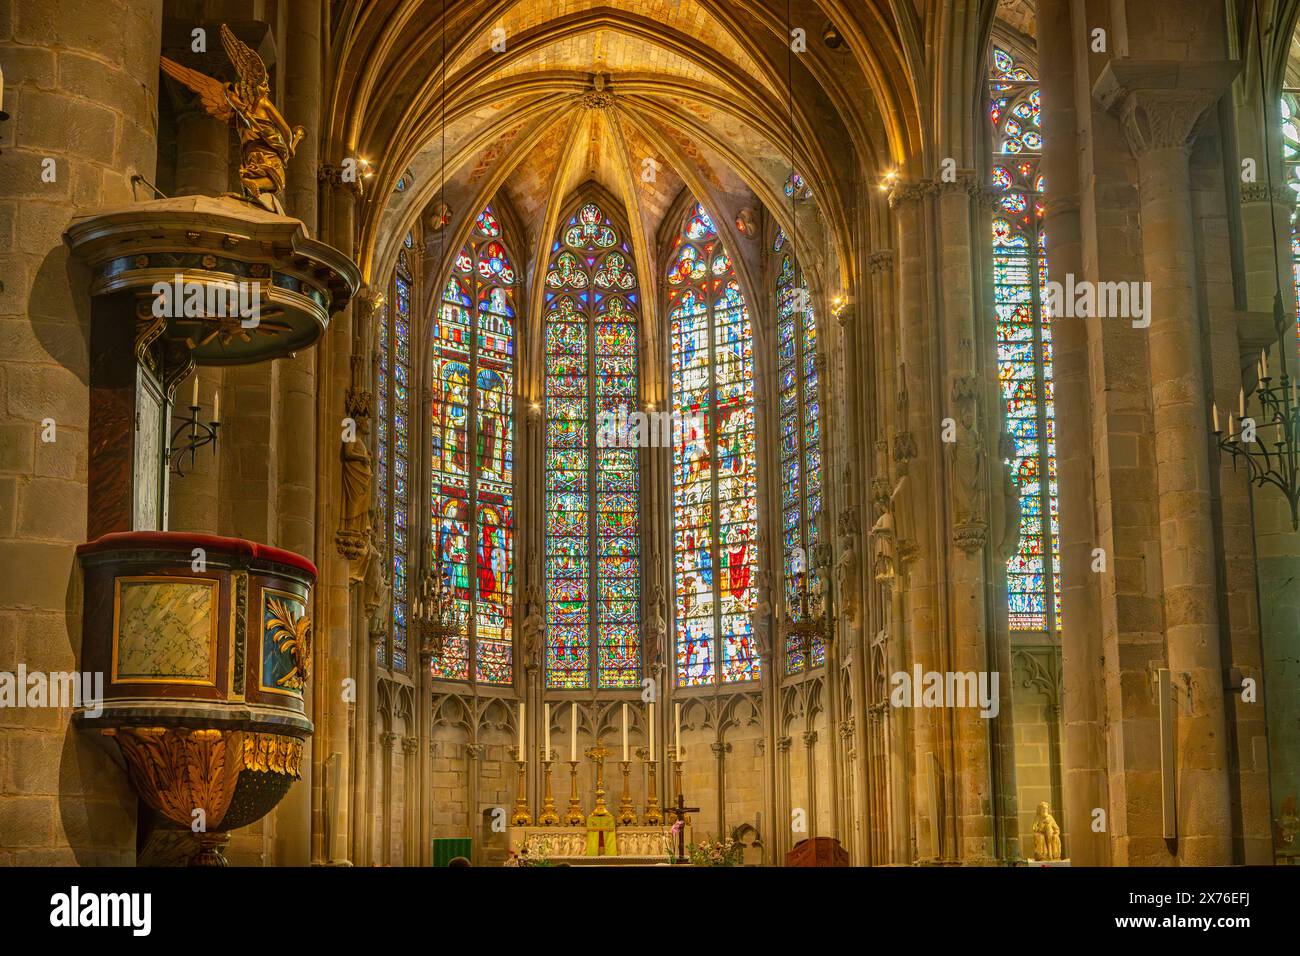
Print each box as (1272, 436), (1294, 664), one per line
(641, 747), (664, 825)
(617, 760), (637, 825)
(538, 751), (560, 826)
(564, 760), (585, 825)
(509, 757), (532, 826)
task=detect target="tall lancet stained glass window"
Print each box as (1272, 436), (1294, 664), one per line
(989, 46), (1060, 632)
(773, 243), (824, 673)
(669, 202), (759, 686)
(376, 243), (414, 670)
(543, 200), (642, 689)
(429, 207), (516, 684)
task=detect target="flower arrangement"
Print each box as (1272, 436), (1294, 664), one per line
(505, 840), (556, 867)
(686, 835), (743, 867)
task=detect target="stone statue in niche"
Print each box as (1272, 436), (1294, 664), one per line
(835, 507), (860, 623)
(1031, 802), (1062, 861)
(643, 581), (667, 672)
(336, 394), (373, 562)
(521, 582), (544, 671)
(364, 527), (391, 639)
(948, 372), (988, 552)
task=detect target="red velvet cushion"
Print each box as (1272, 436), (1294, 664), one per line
(77, 531), (317, 578)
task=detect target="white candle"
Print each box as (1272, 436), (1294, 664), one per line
(213, 389), (220, 423)
(192, 375), (199, 408)
(570, 702), (577, 761)
(518, 701), (525, 758)
(1228, 412), (1235, 439)
(1212, 402), (1219, 432)
(1239, 388), (1245, 417)
(622, 702), (628, 761)
(648, 701), (655, 754)
(675, 702), (682, 758)
(544, 703), (551, 757)
(1261, 349), (1269, 379)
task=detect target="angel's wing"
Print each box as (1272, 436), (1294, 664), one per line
(159, 56), (233, 123)
(220, 24), (267, 103)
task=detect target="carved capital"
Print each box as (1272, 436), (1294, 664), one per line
(888, 180), (934, 208)
(801, 730), (818, 747)
(710, 741), (732, 757)
(776, 735), (793, 753)
(1093, 61), (1239, 157)
(866, 249), (894, 273)
(402, 736), (419, 755)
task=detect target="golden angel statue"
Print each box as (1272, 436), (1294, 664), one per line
(160, 24), (304, 213)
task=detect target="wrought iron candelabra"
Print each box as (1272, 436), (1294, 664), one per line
(1214, 291), (1300, 530)
(170, 401), (220, 477)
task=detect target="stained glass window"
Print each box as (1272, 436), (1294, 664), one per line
(376, 248), (414, 671)
(376, 292), (391, 667)
(1282, 93), (1300, 326)
(670, 201), (760, 686)
(543, 200), (642, 689)
(774, 249), (824, 673)
(428, 206), (516, 685)
(990, 46), (1060, 633)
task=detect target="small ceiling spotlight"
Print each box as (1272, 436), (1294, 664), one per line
(823, 24), (845, 50)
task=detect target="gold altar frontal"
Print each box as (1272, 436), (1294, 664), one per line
(508, 825), (689, 865)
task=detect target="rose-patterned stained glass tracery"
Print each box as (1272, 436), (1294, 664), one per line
(775, 250), (824, 673)
(990, 46), (1060, 633)
(670, 201), (760, 686)
(429, 205), (515, 684)
(544, 200), (642, 689)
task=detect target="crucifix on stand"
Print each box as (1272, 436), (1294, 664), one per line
(584, 739), (611, 816)
(667, 792), (700, 864)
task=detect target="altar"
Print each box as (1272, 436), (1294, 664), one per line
(508, 824), (689, 865)
(501, 713), (700, 865)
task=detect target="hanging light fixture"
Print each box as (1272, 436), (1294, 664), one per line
(1214, 1), (1300, 530)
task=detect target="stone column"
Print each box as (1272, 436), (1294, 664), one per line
(775, 734), (792, 861)
(936, 179), (997, 863)
(890, 183), (948, 861)
(166, 100), (228, 534)
(311, 167), (357, 863)
(1097, 64), (1237, 865)
(711, 739), (730, 835)
(1036, 0), (1110, 866)
(0, 0), (163, 864)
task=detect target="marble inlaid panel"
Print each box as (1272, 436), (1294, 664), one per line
(113, 577), (218, 683)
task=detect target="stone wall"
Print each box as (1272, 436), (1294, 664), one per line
(0, 0), (164, 865)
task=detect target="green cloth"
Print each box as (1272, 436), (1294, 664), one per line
(432, 837), (472, 866)
(584, 810), (618, 856)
